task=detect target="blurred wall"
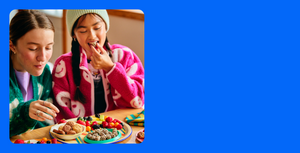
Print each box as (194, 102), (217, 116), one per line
(47, 15), (63, 64)
(10, 10), (144, 67)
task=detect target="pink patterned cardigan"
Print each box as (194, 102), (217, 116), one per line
(52, 44), (144, 121)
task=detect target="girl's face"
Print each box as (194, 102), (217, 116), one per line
(73, 14), (107, 60)
(10, 28), (54, 76)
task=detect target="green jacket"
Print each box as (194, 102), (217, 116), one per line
(9, 62), (53, 137)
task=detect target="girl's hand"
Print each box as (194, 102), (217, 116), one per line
(90, 43), (114, 72)
(29, 100), (60, 121)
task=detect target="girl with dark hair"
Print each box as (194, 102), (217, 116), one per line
(9, 10), (59, 137)
(52, 10), (144, 121)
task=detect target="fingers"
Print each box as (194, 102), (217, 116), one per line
(29, 109), (46, 121)
(35, 109), (54, 120)
(97, 43), (108, 55)
(39, 101), (58, 119)
(91, 45), (101, 56)
(90, 57), (99, 70)
(43, 101), (60, 113)
(29, 100), (59, 121)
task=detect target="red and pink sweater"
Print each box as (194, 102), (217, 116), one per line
(52, 44), (144, 121)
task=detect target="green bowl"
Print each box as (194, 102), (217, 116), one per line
(84, 129), (122, 144)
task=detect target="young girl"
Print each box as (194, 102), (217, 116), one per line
(52, 10), (144, 121)
(9, 10), (59, 137)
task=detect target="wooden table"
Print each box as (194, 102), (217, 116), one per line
(10, 108), (144, 144)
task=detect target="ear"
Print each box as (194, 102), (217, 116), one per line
(9, 40), (16, 53)
(72, 36), (77, 41)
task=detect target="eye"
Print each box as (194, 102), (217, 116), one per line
(29, 48), (37, 51)
(79, 31), (87, 33)
(95, 25), (102, 30)
(46, 48), (52, 50)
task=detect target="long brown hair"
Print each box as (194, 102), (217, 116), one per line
(10, 10), (55, 47)
(71, 13), (112, 104)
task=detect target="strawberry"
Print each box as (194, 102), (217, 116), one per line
(86, 120), (90, 126)
(116, 124), (122, 130)
(40, 140), (46, 144)
(102, 121), (108, 128)
(52, 138), (57, 144)
(106, 117), (113, 123)
(58, 119), (67, 124)
(107, 124), (112, 128)
(76, 120), (86, 126)
(115, 119), (122, 124)
(91, 121), (98, 127)
(14, 139), (24, 144)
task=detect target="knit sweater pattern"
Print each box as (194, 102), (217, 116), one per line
(52, 44), (144, 121)
(9, 64), (53, 137)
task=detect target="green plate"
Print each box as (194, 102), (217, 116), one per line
(84, 129), (122, 144)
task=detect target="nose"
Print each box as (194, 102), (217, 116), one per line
(37, 49), (46, 62)
(88, 29), (97, 40)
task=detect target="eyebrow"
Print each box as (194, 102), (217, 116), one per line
(27, 42), (54, 45)
(77, 21), (101, 29)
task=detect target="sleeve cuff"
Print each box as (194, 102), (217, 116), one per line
(106, 63), (116, 76)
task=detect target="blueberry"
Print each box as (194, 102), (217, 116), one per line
(87, 116), (93, 121)
(36, 141), (41, 144)
(92, 124), (100, 129)
(46, 141), (51, 144)
(83, 116), (88, 121)
(120, 122), (124, 126)
(99, 124), (103, 128)
(95, 113), (100, 118)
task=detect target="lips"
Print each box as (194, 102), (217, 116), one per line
(35, 64), (44, 69)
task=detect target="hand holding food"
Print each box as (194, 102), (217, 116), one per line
(90, 43), (114, 72)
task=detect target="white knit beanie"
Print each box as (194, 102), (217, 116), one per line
(66, 9), (110, 36)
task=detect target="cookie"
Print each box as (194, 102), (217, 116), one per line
(67, 130), (76, 135)
(65, 121), (76, 127)
(72, 124), (82, 133)
(62, 124), (72, 133)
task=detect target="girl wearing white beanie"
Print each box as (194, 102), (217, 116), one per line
(52, 10), (144, 121)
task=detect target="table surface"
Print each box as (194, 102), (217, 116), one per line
(10, 108), (144, 144)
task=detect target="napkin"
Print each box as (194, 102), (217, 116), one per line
(125, 110), (144, 126)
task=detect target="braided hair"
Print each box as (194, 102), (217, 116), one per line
(71, 13), (112, 104)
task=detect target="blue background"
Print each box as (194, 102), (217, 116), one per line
(2, 0), (300, 152)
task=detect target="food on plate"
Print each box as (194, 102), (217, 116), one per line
(86, 126), (91, 132)
(52, 121), (83, 135)
(116, 124), (123, 130)
(87, 128), (118, 141)
(58, 119), (67, 124)
(92, 124), (100, 130)
(72, 124), (82, 133)
(58, 125), (64, 131)
(137, 131), (144, 139)
(62, 124), (72, 133)
(40, 140), (46, 144)
(14, 139), (24, 144)
(67, 130), (76, 134)
(65, 121), (76, 127)
(51, 138), (57, 144)
(76, 120), (86, 126)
